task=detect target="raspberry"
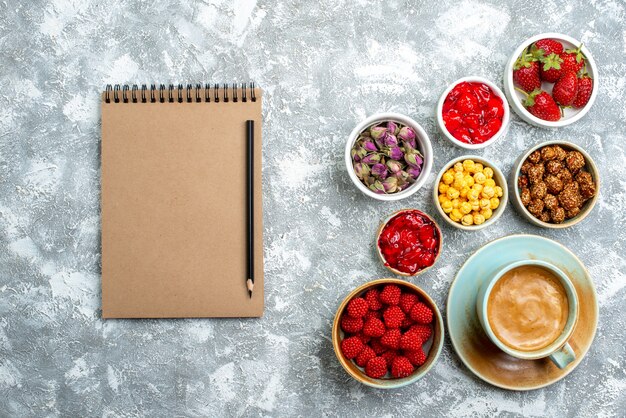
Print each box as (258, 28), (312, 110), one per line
(399, 331), (422, 351)
(399, 293), (418, 314)
(340, 315), (363, 334)
(409, 302), (434, 324)
(340, 336), (364, 359)
(409, 324), (432, 342)
(364, 310), (382, 321)
(381, 329), (401, 349)
(362, 318), (385, 338)
(347, 297), (369, 318)
(405, 348), (427, 367)
(354, 333), (371, 344)
(391, 356), (415, 378)
(365, 357), (387, 379)
(383, 306), (405, 329)
(370, 338), (387, 355)
(381, 349), (398, 367)
(400, 318), (414, 329)
(379, 284), (401, 305)
(365, 288), (383, 311)
(355, 346), (376, 367)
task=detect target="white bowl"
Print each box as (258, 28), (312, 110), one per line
(345, 112), (433, 201)
(503, 33), (599, 128)
(436, 76), (510, 150)
(432, 155), (508, 231)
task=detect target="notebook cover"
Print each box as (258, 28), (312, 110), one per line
(101, 86), (263, 318)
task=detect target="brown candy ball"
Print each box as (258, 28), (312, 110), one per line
(531, 182), (547, 200)
(553, 145), (568, 161)
(527, 164), (545, 184)
(539, 211), (551, 223)
(558, 182), (582, 210)
(546, 160), (562, 175)
(551, 207), (566, 223)
(566, 207), (581, 219)
(521, 161), (533, 174)
(579, 180), (596, 200)
(528, 150), (541, 164)
(556, 168), (573, 185)
(545, 174), (564, 195)
(565, 151), (585, 173)
(541, 146), (558, 161)
(575, 171), (594, 186)
(544, 194), (559, 211)
(528, 198), (545, 216)
(521, 188), (532, 206)
(518, 175), (529, 189)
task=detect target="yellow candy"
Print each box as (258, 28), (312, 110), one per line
(474, 172), (487, 184)
(494, 186), (503, 198)
(460, 202), (472, 215)
(490, 197), (500, 210)
(441, 200), (453, 213)
(475, 163), (484, 172)
(438, 194), (450, 204)
(453, 179), (465, 190)
(467, 189), (480, 201)
(483, 167), (494, 178)
(461, 214), (474, 226)
(464, 175), (475, 187)
(479, 198), (491, 209)
(473, 213), (486, 225)
(454, 162), (464, 172)
(481, 208), (493, 219)
(450, 209), (463, 222)
(482, 186), (495, 198)
(462, 159), (475, 173)
(447, 187), (460, 200)
(470, 200), (480, 211)
(439, 182), (449, 194)
(472, 183), (484, 193)
(460, 186), (470, 198)
(451, 198), (460, 209)
(442, 172), (454, 185)
(484, 179), (496, 188)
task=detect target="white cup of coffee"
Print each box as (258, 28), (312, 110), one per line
(476, 260), (579, 368)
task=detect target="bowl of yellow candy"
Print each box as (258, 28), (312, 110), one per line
(433, 156), (508, 231)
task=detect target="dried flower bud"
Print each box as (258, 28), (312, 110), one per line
(387, 121), (399, 135)
(384, 134), (398, 147)
(369, 180), (385, 194)
(386, 160), (403, 173)
(407, 166), (422, 180)
(388, 146), (404, 161)
(405, 152), (423, 168)
(353, 162), (370, 180)
(370, 126), (387, 140)
(382, 177), (399, 193)
(396, 170), (410, 181)
(363, 140), (378, 152)
(371, 163), (388, 179)
(398, 126), (416, 141)
(362, 153), (382, 165)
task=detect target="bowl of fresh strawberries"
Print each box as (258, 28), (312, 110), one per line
(332, 279), (444, 388)
(504, 33), (598, 128)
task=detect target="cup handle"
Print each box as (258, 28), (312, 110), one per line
(549, 343), (576, 369)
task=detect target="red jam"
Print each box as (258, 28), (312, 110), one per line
(378, 210), (440, 275)
(442, 81), (504, 144)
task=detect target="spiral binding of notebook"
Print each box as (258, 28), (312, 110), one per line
(103, 83), (257, 104)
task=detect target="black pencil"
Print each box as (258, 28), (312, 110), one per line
(246, 120), (254, 298)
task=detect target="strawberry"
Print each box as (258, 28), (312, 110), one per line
(552, 70), (578, 106)
(532, 39), (564, 57)
(560, 44), (586, 74)
(573, 74), (593, 108)
(513, 53), (541, 92)
(517, 88), (561, 122)
(539, 53), (563, 82)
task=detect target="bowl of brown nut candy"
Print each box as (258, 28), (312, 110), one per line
(510, 141), (599, 228)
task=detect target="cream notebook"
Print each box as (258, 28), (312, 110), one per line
(101, 83), (263, 318)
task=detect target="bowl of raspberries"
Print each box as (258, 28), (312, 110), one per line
(504, 33), (598, 128)
(332, 279), (444, 388)
(510, 141), (599, 228)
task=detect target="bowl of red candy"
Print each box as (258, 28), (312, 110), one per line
(436, 76), (510, 150)
(332, 279), (444, 388)
(504, 33), (598, 128)
(376, 209), (442, 277)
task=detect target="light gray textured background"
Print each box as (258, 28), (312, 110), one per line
(1, 0), (625, 416)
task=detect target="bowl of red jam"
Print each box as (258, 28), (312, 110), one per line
(436, 77), (510, 150)
(376, 209), (442, 276)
